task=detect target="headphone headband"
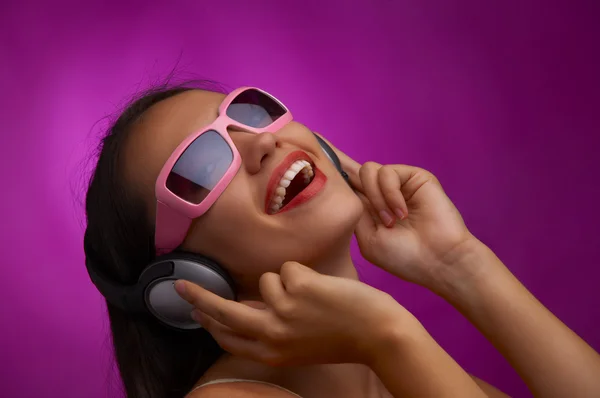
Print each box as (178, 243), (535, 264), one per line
(313, 134), (349, 184)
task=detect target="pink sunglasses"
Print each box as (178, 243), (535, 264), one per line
(154, 87), (293, 255)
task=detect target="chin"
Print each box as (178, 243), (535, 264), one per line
(325, 189), (363, 228)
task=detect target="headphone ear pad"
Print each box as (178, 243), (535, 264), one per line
(143, 251), (236, 330)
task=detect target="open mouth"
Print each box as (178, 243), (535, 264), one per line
(266, 154), (316, 215)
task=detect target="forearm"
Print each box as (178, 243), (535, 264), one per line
(439, 239), (600, 397)
(368, 321), (488, 398)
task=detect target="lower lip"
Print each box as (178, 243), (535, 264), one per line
(276, 168), (327, 214)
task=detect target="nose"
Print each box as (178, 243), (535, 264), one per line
(241, 132), (281, 175)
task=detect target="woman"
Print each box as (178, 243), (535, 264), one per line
(84, 82), (600, 397)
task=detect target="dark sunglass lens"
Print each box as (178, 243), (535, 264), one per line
(166, 130), (233, 204)
(226, 89), (286, 128)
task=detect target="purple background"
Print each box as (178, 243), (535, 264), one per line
(1, 1), (599, 397)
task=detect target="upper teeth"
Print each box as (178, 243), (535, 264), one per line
(269, 160), (314, 214)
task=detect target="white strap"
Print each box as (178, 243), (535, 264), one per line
(190, 378), (303, 397)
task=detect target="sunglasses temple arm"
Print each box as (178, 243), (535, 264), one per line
(155, 201), (192, 255)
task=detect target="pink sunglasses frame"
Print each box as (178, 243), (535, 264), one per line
(154, 87), (293, 255)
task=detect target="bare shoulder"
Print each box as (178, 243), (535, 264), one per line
(186, 381), (301, 398)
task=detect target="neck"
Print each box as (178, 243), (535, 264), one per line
(310, 240), (358, 281)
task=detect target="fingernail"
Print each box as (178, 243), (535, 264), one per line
(394, 208), (405, 219)
(379, 210), (394, 226)
(174, 280), (186, 296)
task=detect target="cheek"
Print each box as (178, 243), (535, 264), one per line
(199, 185), (255, 239)
(279, 123), (319, 148)
(187, 181), (271, 266)
(185, 167), (363, 277)
(313, 181), (363, 233)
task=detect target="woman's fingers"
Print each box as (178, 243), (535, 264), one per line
(388, 164), (442, 201)
(196, 311), (278, 362)
(193, 310), (242, 338)
(174, 280), (268, 337)
(239, 300), (268, 310)
(259, 272), (288, 309)
(359, 162), (397, 227)
(278, 261), (316, 294)
(378, 166), (408, 220)
(358, 163), (440, 225)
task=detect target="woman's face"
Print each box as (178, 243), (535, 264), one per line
(123, 89), (363, 291)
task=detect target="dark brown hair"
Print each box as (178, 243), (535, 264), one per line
(84, 81), (227, 397)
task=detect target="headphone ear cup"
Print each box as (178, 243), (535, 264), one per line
(160, 251), (236, 289)
(142, 251), (236, 330)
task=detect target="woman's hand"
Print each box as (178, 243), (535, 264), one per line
(355, 162), (478, 289)
(174, 261), (416, 367)
(177, 261), (493, 398)
(315, 133), (481, 291)
(316, 136), (600, 398)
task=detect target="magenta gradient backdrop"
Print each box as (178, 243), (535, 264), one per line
(1, 1), (599, 397)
